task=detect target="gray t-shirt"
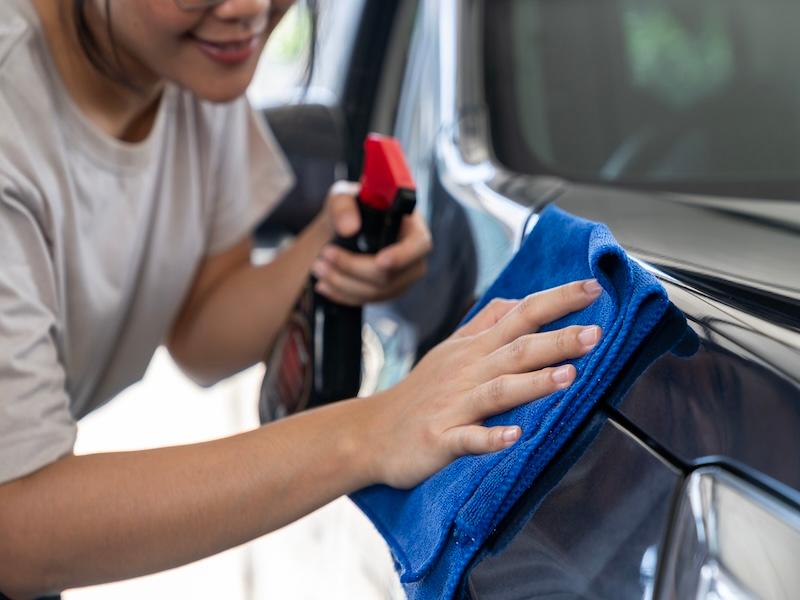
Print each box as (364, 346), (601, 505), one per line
(0, 0), (294, 484)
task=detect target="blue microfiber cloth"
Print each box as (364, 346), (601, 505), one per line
(351, 205), (672, 599)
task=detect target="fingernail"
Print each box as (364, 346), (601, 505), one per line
(551, 365), (574, 385)
(502, 427), (520, 443)
(312, 260), (327, 277)
(322, 246), (337, 261)
(578, 326), (601, 348)
(583, 279), (602, 296)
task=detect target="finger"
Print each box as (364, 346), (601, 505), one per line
(314, 254), (427, 303)
(374, 213), (433, 270)
(314, 281), (365, 307)
(481, 279), (603, 350)
(327, 181), (362, 237)
(453, 298), (520, 339)
(313, 260), (380, 305)
(466, 365), (576, 423)
(319, 245), (392, 287)
(445, 425), (522, 456)
(482, 325), (601, 380)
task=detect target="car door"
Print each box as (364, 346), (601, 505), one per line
(389, 1), (800, 598)
(257, 0), (800, 597)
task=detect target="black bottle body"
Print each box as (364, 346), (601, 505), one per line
(260, 191), (416, 421)
(311, 194), (414, 404)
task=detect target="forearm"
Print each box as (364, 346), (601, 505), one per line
(0, 397), (375, 598)
(169, 215), (331, 384)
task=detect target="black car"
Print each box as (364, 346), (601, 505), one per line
(258, 0), (800, 597)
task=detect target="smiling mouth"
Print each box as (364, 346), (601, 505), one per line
(191, 34), (259, 48)
(189, 33), (263, 65)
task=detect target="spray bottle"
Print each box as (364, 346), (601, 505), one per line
(260, 134), (417, 420)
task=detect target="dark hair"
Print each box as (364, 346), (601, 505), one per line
(303, 0), (319, 88)
(72, 0), (130, 86)
(71, 0), (319, 90)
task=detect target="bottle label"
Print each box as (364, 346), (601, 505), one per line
(259, 284), (314, 422)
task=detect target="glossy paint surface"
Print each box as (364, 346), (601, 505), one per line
(261, 0), (800, 596)
(468, 415), (680, 599)
(554, 189), (800, 493)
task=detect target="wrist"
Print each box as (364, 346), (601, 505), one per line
(337, 394), (390, 489)
(309, 209), (335, 245)
(287, 213), (334, 272)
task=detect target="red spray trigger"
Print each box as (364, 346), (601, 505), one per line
(359, 134), (416, 211)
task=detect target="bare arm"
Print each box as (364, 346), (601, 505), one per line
(0, 280), (602, 598)
(0, 399), (374, 598)
(167, 182), (431, 385)
(167, 212), (331, 386)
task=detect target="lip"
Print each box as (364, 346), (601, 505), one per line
(190, 34), (261, 66)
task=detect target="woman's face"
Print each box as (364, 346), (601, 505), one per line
(97, 0), (295, 102)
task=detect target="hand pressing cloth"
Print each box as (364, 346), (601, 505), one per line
(351, 205), (677, 599)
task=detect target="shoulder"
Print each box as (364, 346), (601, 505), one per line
(0, 3), (64, 223)
(0, 1), (50, 101)
(0, 1), (32, 69)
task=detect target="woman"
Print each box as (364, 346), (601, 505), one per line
(0, 0), (603, 597)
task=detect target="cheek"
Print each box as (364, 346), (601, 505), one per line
(113, 0), (200, 54)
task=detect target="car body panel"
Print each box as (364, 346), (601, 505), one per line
(257, 0), (800, 596)
(550, 189), (800, 493)
(468, 414), (680, 600)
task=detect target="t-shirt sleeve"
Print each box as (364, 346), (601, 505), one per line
(0, 180), (76, 485)
(205, 98), (296, 256)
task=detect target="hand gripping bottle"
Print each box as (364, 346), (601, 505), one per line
(260, 134), (417, 421)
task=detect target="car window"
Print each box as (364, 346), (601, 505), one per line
(249, 0), (367, 108)
(248, 2), (315, 108)
(484, 0), (800, 197)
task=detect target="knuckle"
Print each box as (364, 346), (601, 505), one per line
(419, 420), (439, 445)
(326, 267), (343, 288)
(534, 368), (556, 392)
(555, 329), (573, 353)
(326, 252), (340, 268)
(486, 298), (506, 319)
(518, 294), (537, 319)
(487, 298), (505, 311)
(567, 326), (586, 352)
(484, 377), (507, 409)
(446, 427), (467, 456)
(508, 337), (528, 362)
(460, 429), (476, 454)
(560, 283), (572, 302)
(331, 252), (353, 273)
(491, 428), (505, 449)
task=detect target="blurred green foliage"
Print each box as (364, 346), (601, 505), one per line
(265, 3), (313, 63)
(622, 1), (733, 108)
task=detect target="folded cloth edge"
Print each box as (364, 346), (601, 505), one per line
(351, 207), (671, 591)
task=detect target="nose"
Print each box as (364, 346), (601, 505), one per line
(213, 0), (271, 22)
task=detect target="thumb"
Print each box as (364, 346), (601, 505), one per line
(327, 181), (361, 237)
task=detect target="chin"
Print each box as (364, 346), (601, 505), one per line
(193, 85), (250, 104)
(183, 75), (253, 104)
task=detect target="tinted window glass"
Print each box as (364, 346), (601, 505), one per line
(485, 0), (800, 195)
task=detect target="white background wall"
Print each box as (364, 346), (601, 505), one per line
(64, 350), (404, 600)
